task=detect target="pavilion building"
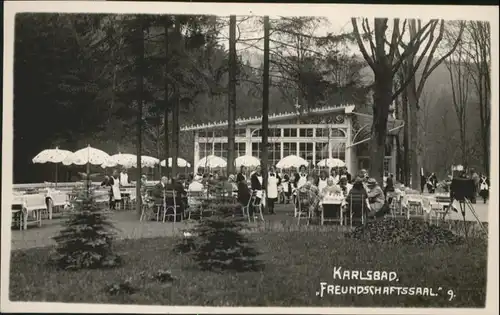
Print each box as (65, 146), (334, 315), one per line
(180, 104), (403, 176)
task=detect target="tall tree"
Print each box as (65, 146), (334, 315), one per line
(227, 15), (237, 175)
(445, 37), (471, 166)
(163, 16), (172, 177)
(262, 16), (270, 212)
(400, 20), (464, 189)
(462, 21), (491, 174)
(351, 18), (448, 183)
(135, 15), (145, 216)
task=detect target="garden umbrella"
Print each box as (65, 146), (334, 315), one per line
(141, 156), (160, 168)
(195, 155), (227, 171)
(317, 158), (345, 168)
(276, 155), (308, 169)
(32, 147), (73, 187)
(235, 155), (260, 168)
(62, 145), (110, 176)
(160, 157), (191, 168)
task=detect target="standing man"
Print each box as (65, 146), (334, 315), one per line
(420, 168), (426, 193)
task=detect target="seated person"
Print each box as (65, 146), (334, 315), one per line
(188, 176), (204, 192)
(338, 176), (353, 197)
(365, 178), (386, 217)
(228, 174), (238, 192)
(321, 178), (343, 197)
(346, 177), (368, 221)
(296, 175), (321, 215)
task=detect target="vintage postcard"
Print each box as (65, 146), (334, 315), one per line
(2, 1), (498, 314)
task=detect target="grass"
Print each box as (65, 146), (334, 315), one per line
(10, 230), (487, 307)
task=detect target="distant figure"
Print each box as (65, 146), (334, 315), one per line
(420, 168), (426, 193)
(426, 173), (438, 194)
(110, 170), (122, 210)
(267, 166), (281, 214)
(317, 171), (328, 193)
(236, 166), (247, 183)
(471, 169), (480, 203)
(321, 178), (343, 197)
(338, 176), (352, 197)
(479, 174), (489, 204)
(297, 165), (308, 188)
(120, 168), (129, 186)
(188, 176), (204, 192)
(366, 178), (386, 217)
(282, 173), (291, 203)
(250, 165), (264, 213)
(329, 168), (340, 185)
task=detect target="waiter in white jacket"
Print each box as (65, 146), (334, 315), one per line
(267, 166), (281, 214)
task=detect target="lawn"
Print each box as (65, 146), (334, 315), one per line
(9, 230), (487, 307)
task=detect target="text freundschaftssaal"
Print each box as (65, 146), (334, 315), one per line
(333, 266), (398, 282)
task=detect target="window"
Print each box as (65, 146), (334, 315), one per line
(282, 142), (297, 157)
(213, 130), (223, 138)
(252, 142), (261, 159)
(235, 128), (246, 137)
(331, 128), (346, 138)
(315, 142), (329, 165)
(299, 128), (314, 138)
(198, 131), (213, 138)
(299, 143), (313, 164)
(384, 158), (391, 175)
(222, 143), (228, 159)
(199, 143), (213, 159)
(236, 142), (246, 157)
(269, 128), (282, 138)
(251, 129), (261, 137)
(213, 143), (222, 157)
(283, 128), (297, 137)
(331, 141), (346, 161)
(315, 128), (330, 137)
(268, 143), (281, 168)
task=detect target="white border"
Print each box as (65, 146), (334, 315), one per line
(2, 2), (499, 314)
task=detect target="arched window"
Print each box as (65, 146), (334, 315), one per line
(331, 128), (346, 138)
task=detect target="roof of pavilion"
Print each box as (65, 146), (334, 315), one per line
(180, 104), (356, 132)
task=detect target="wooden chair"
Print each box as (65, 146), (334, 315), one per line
(139, 194), (155, 221)
(347, 193), (367, 228)
(162, 190), (180, 223)
(21, 195), (45, 230)
(251, 191), (265, 222)
(186, 190), (204, 220)
(296, 190), (312, 226)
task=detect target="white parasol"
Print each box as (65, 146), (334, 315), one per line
(317, 158), (345, 168)
(235, 155), (260, 168)
(160, 157), (191, 168)
(63, 145), (110, 179)
(141, 156), (160, 168)
(276, 155), (308, 169)
(32, 147), (73, 186)
(195, 155), (227, 171)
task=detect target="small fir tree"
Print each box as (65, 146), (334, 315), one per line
(190, 199), (263, 272)
(50, 172), (121, 270)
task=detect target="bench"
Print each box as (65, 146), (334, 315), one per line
(17, 194), (46, 230)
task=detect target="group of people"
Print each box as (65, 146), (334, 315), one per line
(100, 169), (131, 210)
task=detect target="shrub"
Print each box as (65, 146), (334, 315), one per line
(50, 179), (121, 270)
(189, 199), (263, 272)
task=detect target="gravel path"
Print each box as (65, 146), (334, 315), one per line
(9, 203), (490, 251)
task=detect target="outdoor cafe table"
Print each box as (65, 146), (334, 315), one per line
(320, 195), (346, 225)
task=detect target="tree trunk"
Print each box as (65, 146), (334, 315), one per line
(262, 16), (270, 212)
(401, 72), (410, 186)
(370, 64), (393, 185)
(407, 75), (421, 190)
(227, 15), (237, 175)
(157, 118), (162, 178)
(135, 16), (145, 217)
(164, 17), (170, 178)
(170, 18), (181, 178)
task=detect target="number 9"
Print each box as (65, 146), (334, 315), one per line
(447, 289), (455, 301)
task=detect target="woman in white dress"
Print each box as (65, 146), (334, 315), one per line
(110, 170), (122, 210)
(267, 166), (281, 214)
(329, 168), (340, 184)
(297, 165), (308, 188)
(317, 171), (328, 193)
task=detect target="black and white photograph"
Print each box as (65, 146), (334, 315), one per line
(2, 1), (498, 314)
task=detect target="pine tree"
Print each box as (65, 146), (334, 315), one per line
(50, 173), (121, 270)
(190, 200), (263, 272)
